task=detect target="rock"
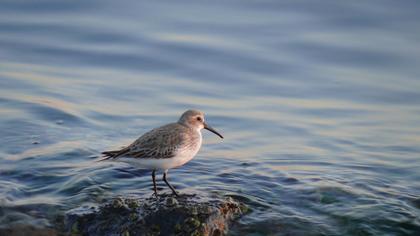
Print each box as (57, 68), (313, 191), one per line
(65, 193), (248, 236)
(166, 197), (179, 207)
(111, 197), (125, 209)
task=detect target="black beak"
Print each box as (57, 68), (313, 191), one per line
(204, 122), (223, 139)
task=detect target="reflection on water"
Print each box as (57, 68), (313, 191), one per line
(1, 0), (420, 235)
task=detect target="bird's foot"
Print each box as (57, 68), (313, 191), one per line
(172, 191), (179, 197)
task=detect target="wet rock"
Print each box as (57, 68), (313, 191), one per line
(65, 193), (248, 236)
(166, 197), (179, 207)
(111, 197), (125, 209)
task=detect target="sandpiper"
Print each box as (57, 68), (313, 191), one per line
(101, 109), (223, 196)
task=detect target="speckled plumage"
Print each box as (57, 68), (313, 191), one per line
(101, 109), (223, 196)
(102, 123), (200, 160)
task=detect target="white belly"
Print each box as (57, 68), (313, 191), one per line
(116, 134), (202, 170)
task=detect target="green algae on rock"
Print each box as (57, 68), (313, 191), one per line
(65, 193), (248, 236)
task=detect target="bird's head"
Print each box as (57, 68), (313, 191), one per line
(178, 109), (223, 139)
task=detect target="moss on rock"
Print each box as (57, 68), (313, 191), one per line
(65, 192), (247, 236)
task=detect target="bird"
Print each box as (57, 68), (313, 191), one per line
(100, 109), (223, 196)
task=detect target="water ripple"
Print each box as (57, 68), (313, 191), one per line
(1, 0), (420, 235)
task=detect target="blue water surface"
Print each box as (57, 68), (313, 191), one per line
(1, 0), (420, 235)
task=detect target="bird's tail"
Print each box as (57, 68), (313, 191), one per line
(97, 148), (130, 162)
(97, 155), (113, 162)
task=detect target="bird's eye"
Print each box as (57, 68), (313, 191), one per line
(197, 117), (202, 121)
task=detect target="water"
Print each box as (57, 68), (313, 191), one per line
(1, 0), (420, 235)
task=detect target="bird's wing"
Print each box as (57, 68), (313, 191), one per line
(101, 123), (187, 160)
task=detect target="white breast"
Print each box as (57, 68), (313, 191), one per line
(171, 131), (202, 168)
(117, 130), (202, 170)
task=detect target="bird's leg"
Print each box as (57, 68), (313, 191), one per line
(163, 170), (179, 196)
(152, 169), (158, 197)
